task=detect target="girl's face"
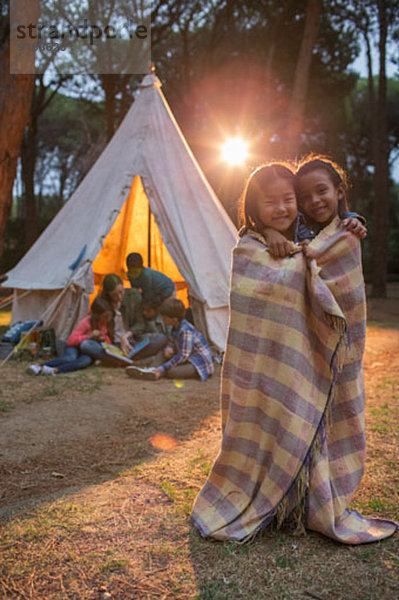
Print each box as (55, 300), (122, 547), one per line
(297, 168), (343, 225)
(98, 311), (112, 326)
(109, 283), (124, 307)
(255, 177), (297, 236)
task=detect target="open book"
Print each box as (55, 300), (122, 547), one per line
(101, 337), (151, 366)
(101, 342), (134, 366)
(128, 337), (150, 359)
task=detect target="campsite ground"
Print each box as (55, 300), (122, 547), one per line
(0, 285), (398, 600)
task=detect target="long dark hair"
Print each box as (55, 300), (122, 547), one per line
(296, 154), (349, 220)
(239, 162), (296, 233)
(99, 273), (124, 342)
(89, 297), (112, 330)
(101, 273), (123, 299)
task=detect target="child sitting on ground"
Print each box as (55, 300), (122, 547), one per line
(140, 296), (170, 337)
(126, 295), (170, 360)
(26, 297), (112, 375)
(126, 298), (214, 381)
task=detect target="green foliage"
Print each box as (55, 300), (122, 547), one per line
(1, 87), (105, 272)
(36, 89), (105, 199)
(3, 0), (399, 278)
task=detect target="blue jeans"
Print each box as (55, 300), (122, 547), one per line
(79, 339), (105, 360)
(44, 346), (92, 374)
(134, 333), (168, 359)
(80, 336), (167, 361)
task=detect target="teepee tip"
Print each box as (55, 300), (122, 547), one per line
(139, 64), (161, 89)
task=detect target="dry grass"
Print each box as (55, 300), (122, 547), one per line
(0, 362), (107, 413)
(1, 368), (398, 599)
(0, 437), (398, 599)
(0, 296), (398, 598)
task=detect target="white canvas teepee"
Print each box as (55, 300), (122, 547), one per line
(3, 72), (237, 350)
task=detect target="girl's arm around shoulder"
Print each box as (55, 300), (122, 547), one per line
(341, 211), (367, 238)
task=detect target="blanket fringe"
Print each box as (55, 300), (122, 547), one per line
(240, 364), (338, 543)
(273, 456), (309, 535)
(267, 385), (336, 538)
(324, 312), (346, 335)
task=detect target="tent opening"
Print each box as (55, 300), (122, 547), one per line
(91, 175), (188, 305)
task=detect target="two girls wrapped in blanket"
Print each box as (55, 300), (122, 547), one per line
(191, 157), (397, 544)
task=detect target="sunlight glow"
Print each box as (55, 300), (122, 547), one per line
(221, 137), (249, 166)
(150, 433), (178, 451)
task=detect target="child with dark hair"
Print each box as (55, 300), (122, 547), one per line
(295, 154), (364, 236)
(126, 252), (175, 303)
(141, 296), (169, 336)
(26, 297), (112, 375)
(99, 273), (144, 351)
(127, 295), (169, 360)
(126, 298), (213, 381)
(239, 161), (299, 244)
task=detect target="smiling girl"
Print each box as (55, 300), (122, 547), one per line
(296, 155), (361, 232)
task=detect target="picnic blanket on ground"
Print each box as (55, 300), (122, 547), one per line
(191, 217), (397, 544)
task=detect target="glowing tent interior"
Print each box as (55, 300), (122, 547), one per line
(2, 72), (237, 351)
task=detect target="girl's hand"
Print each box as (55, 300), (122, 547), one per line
(90, 329), (102, 341)
(120, 332), (133, 355)
(262, 227), (293, 258)
(299, 240), (318, 260)
(164, 346), (174, 359)
(153, 368), (162, 380)
(342, 218), (367, 239)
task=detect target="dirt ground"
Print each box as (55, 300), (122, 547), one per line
(0, 284), (398, 523)
(0, 362), (223, 521)
(0, 286), (398, 600)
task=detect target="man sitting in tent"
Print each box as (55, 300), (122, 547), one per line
(126, 253), (175, 304)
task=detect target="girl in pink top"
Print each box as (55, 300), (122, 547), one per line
(26, 298), (113, 375)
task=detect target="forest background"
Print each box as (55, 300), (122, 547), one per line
(0, 0), (398, 298)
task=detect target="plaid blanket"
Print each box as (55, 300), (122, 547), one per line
(191, 217), (397, 543)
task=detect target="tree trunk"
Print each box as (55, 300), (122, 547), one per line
(21, 115), (39, 248)
(284, 0), (322, 157)
(0, 0), (40, 265)
(101, 75), (118, 141)
(370, 0), (389, 297)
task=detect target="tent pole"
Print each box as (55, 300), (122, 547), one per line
(148, 203), (151, 267)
